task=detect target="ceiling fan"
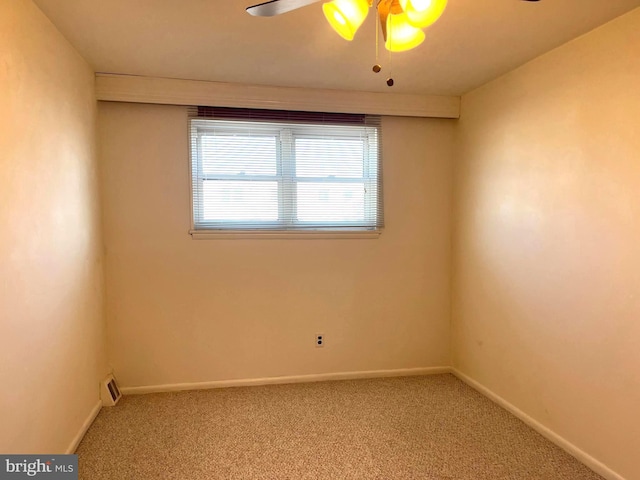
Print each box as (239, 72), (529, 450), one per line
(247, 0), (448, 53)
(246, 0), (539, 85)
(247, 0), (539, 46)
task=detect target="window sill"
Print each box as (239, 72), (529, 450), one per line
(189, 229), (382, 240)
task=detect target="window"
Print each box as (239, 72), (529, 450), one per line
(189, 108), (383, 235)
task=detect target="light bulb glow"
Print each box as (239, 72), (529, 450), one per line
(385, 11), (425, 52)
(333, 11), (347, 25)
(398, 0), (447, 29)
(322, 0), (369, 41)
(411, 0), (433, 11)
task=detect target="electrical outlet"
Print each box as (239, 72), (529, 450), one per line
(315, 334), (324, 348)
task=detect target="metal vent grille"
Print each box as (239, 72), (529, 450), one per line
(101, 375), (122, 407)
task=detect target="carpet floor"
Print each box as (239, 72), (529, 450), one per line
(76, 374), (603, 479)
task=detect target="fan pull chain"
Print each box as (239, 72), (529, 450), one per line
(386, 17), (394, 86)
(372, 6), (381, 74)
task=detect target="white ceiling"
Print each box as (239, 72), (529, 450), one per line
(33, 0), (640, 95)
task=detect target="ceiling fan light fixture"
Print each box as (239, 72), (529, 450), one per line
(322, 0), (370, 41)
(398, 0), (447, 29)
(385, 11), (426, 52)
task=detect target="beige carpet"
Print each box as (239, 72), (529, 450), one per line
(77, 374), (602, 479)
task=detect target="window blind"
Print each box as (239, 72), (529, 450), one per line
(189, 107), (383, 232)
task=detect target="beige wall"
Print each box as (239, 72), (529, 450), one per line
(453, 8), (640, 480)
(98, 102), (454, 388)
(0, 0), (107, 453)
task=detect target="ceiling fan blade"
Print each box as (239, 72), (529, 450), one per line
(246, 0), (322, 17)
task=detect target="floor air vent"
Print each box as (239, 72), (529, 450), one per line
(101, 374), (122, 406)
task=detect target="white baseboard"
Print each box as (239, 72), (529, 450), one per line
(66, 400), (101, 454)
(120, 366), (452, 395)
(451, 369), (626, 480)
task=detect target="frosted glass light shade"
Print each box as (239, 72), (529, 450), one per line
(323, 0), (370, 41)
(398, 0), (447, 29)
(385, 12), (426, 52)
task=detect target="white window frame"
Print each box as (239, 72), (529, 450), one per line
(188, 115), (383, 239)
